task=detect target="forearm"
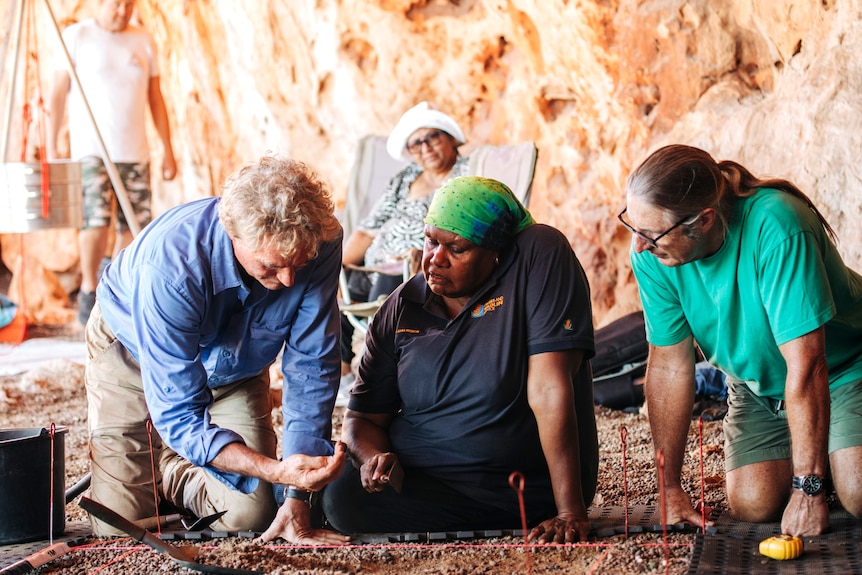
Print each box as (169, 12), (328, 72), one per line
(148, 78), (176, 180)
(528, 350), (587, 516)
(781, 329), (830, 477)
(209, 442), (280, 483)
(341, 411), (392, 466)
(342, 230), (374, 266)
(533, 395), (586, 517)
(151, 97), (174, 156)
(46, 73), (70, 158)
(785, 382), (829, 477)
(644, 340), (697, 488)
(778, 328), (831, 536)
(148, 78), (173, 152)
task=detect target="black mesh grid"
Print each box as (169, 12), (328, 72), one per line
(687, 508), (862, 575)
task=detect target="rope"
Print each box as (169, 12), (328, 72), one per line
(19, 101), (31, 161)
(38, 94), (50, 219)
(19, 0), (32, 161)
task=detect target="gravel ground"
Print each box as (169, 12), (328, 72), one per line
(0, 325), (727, 574)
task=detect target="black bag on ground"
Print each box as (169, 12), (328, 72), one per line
(591, 311), (648, 410)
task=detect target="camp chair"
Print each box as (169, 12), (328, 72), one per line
(338, 136), (409, 333)
(468, 141), (538, 205)
(338, 138), (539, 336)
(340, 135), (410, 242)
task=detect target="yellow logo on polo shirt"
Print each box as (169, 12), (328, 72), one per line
(563, 319), (573, 330)
(472, 296), (504, 318)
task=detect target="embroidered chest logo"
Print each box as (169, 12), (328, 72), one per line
(471, 296), (504, 318)
(563, 319), (574, 331)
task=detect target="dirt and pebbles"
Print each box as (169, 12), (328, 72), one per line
(0, 325), (727, 574)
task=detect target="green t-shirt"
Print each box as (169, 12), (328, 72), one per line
(631, 188), (862, 399)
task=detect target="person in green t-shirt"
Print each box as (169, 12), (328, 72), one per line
(619, 144), (862, 537)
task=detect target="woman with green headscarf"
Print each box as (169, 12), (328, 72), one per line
(322, 176), (599, 543)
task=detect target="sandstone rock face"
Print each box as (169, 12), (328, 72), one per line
(1, 0), (860, 326)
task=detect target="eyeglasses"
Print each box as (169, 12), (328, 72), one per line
(406, 130), (444, 154)
(617, 207), (697, 248)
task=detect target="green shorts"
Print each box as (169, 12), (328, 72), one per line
(81, 155), (152, 232)
(724, 377), (862, 471)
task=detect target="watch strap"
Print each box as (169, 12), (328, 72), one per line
(285, 486), (313, 506)
(791, 474), (825, 496)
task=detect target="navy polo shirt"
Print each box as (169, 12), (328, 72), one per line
(351, 224), (594, 511)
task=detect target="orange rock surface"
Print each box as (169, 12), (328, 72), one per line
(1, 0), (860, 325)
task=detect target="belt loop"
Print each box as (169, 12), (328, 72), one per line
(775, 399), (786, 413)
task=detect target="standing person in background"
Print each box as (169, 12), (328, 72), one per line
(621, 144), (862, 537)
(47, 0), (176, 326)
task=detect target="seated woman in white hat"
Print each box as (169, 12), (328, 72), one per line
(340, 102), (469, 375)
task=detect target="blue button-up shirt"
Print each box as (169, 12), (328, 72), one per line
(97, 197), (342, 492)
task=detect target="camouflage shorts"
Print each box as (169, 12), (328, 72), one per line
(81, 155), (152, 232)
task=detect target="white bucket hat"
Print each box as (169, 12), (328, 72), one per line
(386, 102), (466, 162)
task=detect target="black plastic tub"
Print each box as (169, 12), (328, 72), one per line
(0, 426), (67, 544)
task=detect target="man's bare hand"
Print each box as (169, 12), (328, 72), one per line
(257, 498), (350, 545)
(278, 441), (346, 491)
(781, 491), (829, 536)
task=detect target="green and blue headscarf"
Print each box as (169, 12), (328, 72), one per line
(424, 176), (534, 251)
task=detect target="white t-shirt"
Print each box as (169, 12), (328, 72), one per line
(59, 19), (158, 162)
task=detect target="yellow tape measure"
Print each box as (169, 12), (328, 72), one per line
(759, 534), (803, 560)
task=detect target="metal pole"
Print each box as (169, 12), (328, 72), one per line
(0, 0), (25, 163)
(41, 0), (141, 236)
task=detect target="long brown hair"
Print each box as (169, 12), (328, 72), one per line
(625, 145), (836, 243)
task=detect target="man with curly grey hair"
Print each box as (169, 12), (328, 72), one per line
(84, 155), (349, 545)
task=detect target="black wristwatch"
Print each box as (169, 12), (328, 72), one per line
(285, 486), (313, 506)
(792, 475), (825, 496)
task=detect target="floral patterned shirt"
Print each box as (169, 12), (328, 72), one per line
(360, 155), (469, 268)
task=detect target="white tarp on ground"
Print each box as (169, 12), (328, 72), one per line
(0, 338), (86, 376)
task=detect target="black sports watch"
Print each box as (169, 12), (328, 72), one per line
(285, 486), (313, 506)
(792, 475), (825, 496)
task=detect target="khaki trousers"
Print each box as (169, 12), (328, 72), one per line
(84, 301), (277, 535)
